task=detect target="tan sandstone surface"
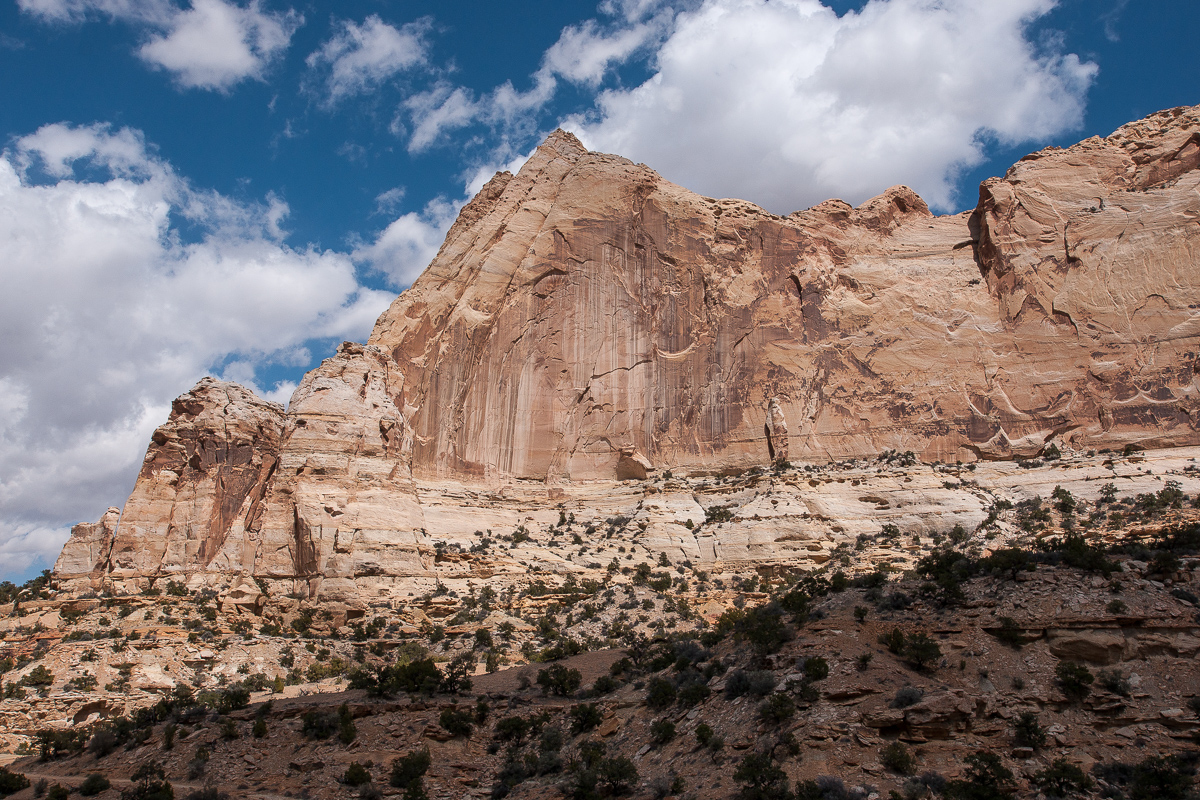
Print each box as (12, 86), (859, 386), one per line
(50, 103), (1200, 598)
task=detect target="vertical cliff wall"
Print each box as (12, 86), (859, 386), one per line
(54, 104), (1200, 591)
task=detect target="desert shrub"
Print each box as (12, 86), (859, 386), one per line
(759, 693), (795, 724)
(493, 716), (530, 743)
(724, 669), (776, 698)
(802, 656), (829, 681)
(902, 632), (942, 671)
(1055, 661), (1093, 703)
(301, 709), (339, 740)
(596, 755), (639, 796)
(591, 674), (619, 696)
(537, 664), (582, 697)
(39, 728), (89, 760)
(0, 767), (29, 796)
(882, 741), (917, 775)
(878, 591), (913, 611)
(80, 773), (112, 796)
(46, 785), (68, 800)
(122, 762), (174, 800)
(22, 665), (53, 686)
(539, 725), (564, 754)
(335, 703), (357, 744)
(913, 549), (977, 605)
(733, 752), (789, 800)
(1013, 711), (1046, 749)
(1129, 754), (1197, 800)
(560, 743), (639, 800)
(890, 687), (923, 709)
(794, 775), (850, 800)
(348, 657), (464, 697)
(88, 728), (119, 758)
(199, 683), (249, 714)
(677, 681), (710, 707)
(1099, 668), (1131, 697)
(1038, 531), (1116, 575)
(726, 602), (791, 657)
(219, 718), (239, 740)
(343, 762), (372, 787)
(492, 756), (531, 800)
(942, 751), (1016, 800)
(644, 677), (676, 708)
(1032, 759), (1093, 798)
(880, 628), (906, 654)
(570, 703), (602, 735)
(650, 719), (675, 745)
(439, 707), (474, 738)
(390, 748), (431, 790)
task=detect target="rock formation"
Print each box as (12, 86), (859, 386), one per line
(371, 105), (1200, 479)
(53, 104), (1200, 593)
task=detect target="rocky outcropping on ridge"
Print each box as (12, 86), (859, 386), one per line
(52, 104), (1200, 593)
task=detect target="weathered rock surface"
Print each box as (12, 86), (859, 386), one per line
(52, 507), (119, 590)
(52, 104), (1200, 592)
(372, 105), (1200, 480)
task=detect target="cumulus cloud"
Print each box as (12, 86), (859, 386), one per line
(402, 8), (667, 154)
(353, 198), (460, 289)
(405, 83), (492, 153)
(566, 0), (1097, 212)
(18, 0), (301, 91)
(306, 15), (432, 104)
(397, 0), (1095, 213)
(0, 122), (392, 577)
(542, 17), (662, 86)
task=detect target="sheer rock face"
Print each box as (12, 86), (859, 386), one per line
(370, 106), (1200, 481)
(71, 345), (431, 595)
(93, 378), (286, 589)
(53, 507), (121, 592)
(55, 105), (1200, 590)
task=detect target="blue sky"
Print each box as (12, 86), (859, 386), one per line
(0, 0), (1196, 581)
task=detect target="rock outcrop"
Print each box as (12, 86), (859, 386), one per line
(371, 106), (1200, 480)
(53, 104), (1200, 593)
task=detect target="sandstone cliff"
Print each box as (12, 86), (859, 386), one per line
(371, 106), (1200, 482)
(53, 104), (1200, 592)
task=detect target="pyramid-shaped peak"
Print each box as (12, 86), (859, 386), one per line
(536, 128), (588, 158)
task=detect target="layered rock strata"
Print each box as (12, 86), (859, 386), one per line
(53, 104), (1200, 594)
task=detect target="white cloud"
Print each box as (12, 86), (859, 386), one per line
(565, 0), (1097, 212)
(19, 0), (301, 91)
(374, 186), (406, 214)
(397, 0), (1095, 213)
(353, 198), (460, 289)
(0, 122), (392, 579)
(543, 17), (662, 86)
(139, 0), (300, 90)
(401, 10), (666, 154)
(17, 0), (174, 24)
(405, 83), (487, 152)
(306, 15), (431, 104)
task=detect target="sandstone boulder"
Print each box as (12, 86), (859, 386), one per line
(1047, 629), (1126, 665)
